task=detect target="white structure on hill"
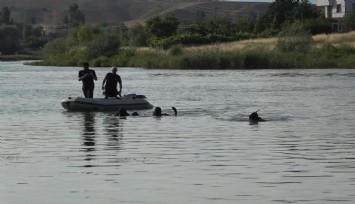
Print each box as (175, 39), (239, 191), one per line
(316, 0), (355, 31)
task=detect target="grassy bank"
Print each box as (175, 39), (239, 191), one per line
(35, 31), (355, 69)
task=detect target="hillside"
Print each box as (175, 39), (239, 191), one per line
(0, 0), (269, 30)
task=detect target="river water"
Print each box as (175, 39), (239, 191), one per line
(1, 61), (355, 204)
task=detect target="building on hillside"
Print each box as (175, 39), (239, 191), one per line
(316, 0), (355, 32)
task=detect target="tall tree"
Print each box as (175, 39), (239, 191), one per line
(128, 24), (148, 47)
(0, 25), (21, 54)
(161, 13), (179, 36)
(68, 3), (85, 28)
(0, 7), (11, 25)
(266, 0), (297, 28)
(293, 0), (320, 21)
(145, 16), (163, 37)
(264, 0), (320, 29)
(345, 11), (355, 31)
(145, 13), (179, 38)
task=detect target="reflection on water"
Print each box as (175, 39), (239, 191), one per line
(79, 112), (124, 166)
(1, 62), (355, 204)
(102, 115), (123, 151)
(81, 112), (96, 161)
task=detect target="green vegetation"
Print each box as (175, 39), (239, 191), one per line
(7, 0), (355, 68)
(34, 30), (355, 69)
(276, 21), (314, 53)
(38, 24), (121, 66)
(0, 6), (46, 57)
(119, 43), (355, 69)
(0, 3), (85, 58)
(0, 25), (21, 55)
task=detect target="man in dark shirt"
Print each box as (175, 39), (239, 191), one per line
(102, 67), (122, 99)
(78, 62), (97, 98)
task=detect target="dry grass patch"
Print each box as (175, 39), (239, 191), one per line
(185, 37), (277, 53)
(185, 32), (355, 53)
(136, 32), (355, 55)
(313, 31), (355, 45)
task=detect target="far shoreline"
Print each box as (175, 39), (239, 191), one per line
(4, 58), (355, 70)
(0, 54), (42, 62)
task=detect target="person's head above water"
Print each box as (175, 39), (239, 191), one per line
(153, 107), (162, 116)
(111, 67), (117, 73)
(249, 109), (265, 123)
(153, 107), (177, 116)
(83, 62), (89, 69)
(249, 112), (259, 121)
(120, 108), (129, 116)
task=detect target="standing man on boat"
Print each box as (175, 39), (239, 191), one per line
(102, 67), (122, 99)
(78, 62), (97, 98)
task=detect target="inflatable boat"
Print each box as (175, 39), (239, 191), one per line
(61, 94), (153, 111)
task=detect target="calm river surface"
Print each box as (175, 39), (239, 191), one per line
(1, 61), (355, 204)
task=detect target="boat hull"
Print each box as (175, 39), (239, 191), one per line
(61, 94), (153, 111)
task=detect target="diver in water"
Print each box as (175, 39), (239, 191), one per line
(249, 109), (265, 124)
(113, 107), (177, 117)
(153, 107), (177, 116)
(114, 108), (133, 117)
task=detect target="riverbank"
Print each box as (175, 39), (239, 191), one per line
(0, 54), (43, 62)
(34, 31), (355, 69)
